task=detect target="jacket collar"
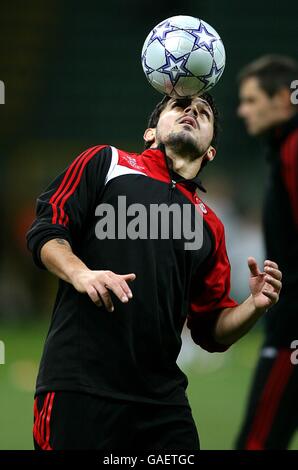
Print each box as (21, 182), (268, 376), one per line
(268, 112), (298, 146)
(141, 145), (207, 193)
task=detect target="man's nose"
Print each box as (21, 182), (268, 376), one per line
(184, 105), (198, 117)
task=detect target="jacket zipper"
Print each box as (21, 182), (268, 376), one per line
(169, 179), (176, 201)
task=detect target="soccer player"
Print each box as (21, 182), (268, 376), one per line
(27, 92), (282, 450)
(235, 55), (298, 449)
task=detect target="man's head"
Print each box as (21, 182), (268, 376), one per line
(143, 93), (218, 168)
(238, 55), (298, 136)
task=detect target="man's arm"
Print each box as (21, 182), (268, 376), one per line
(26, 145), (111, 269)
(26, 146), (136, 312)
(213, 257), (282, 346)
(40, 238), (136, 312)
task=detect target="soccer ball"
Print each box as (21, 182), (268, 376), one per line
(141, 15), (226, 98)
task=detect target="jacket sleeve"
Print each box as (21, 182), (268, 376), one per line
(187, 224), (238, 353)
(26, 145), (111, 269)
(280, 129), (298, 230)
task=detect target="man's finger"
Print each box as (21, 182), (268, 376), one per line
(105, 277), (129, 303)
(121, 273), (136, 282)
(248, 257), (262, 276)
(264, 276), (282, 292)
(117, 278), (133, 298)
(96, 285), (114, 312)
(262, 289), (279, 303)
(107, 273), (133, 298)
(264, 260), (279, 269)
(86, 285), (102, 308)
(264, 266), (282, 281)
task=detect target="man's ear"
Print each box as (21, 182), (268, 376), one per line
(204, 145), (216, 162)
(143, 128), (156, 145)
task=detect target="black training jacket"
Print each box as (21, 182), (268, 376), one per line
(263, 114), (298, 345)
(27, 144), (237, 405)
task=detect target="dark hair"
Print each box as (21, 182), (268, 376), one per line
(238, 54), (298, 98)
(144, 92), (219, 150)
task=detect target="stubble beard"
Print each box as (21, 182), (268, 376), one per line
(158, 129), (205, 161)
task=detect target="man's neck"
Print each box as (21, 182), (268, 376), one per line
(277, 108), (296, 126)
(165, 148), (203, 179)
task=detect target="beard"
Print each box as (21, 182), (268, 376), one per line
(157, 128), (206, 161)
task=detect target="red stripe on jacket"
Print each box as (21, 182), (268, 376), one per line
(33, 392), (55, 450)
(245, 349), (294, 449)
(49, 145), (106, 225)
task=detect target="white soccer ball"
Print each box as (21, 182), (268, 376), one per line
(141, 15), (226, 98)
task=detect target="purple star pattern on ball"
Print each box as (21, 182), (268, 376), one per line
(141, 16), (226, 97)
(198, 60), (224, 88)
(189, 23), (217, 53)
(157, 52), (192, 85)
(142, 52), (154, 75)
(147, 20), (178, 46)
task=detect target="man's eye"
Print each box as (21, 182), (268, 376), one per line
(172, 99), (190, 108)
(201, 110), (210, 118)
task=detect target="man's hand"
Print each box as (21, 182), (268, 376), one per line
(71, 269), (136, 312)
(248, 257), (282, 311)
(40, 239), (136, 313)
(213, 257), (282, 346)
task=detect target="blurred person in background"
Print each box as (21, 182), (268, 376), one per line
(236, 55), (298, 449)
(26, 93), (282, 450)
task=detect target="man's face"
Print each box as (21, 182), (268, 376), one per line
(238, 77), (284, 135)
(155, 96), (215, 159)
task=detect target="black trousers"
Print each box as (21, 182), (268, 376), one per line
(33, 391), (200, 450)
(235, 346), (298, 449)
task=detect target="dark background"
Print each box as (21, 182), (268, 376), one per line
(0, 0), (298, 319)
(0, 0), (297, 449)
(0, 1), (297, 314)
(1, 0), (297, 318)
